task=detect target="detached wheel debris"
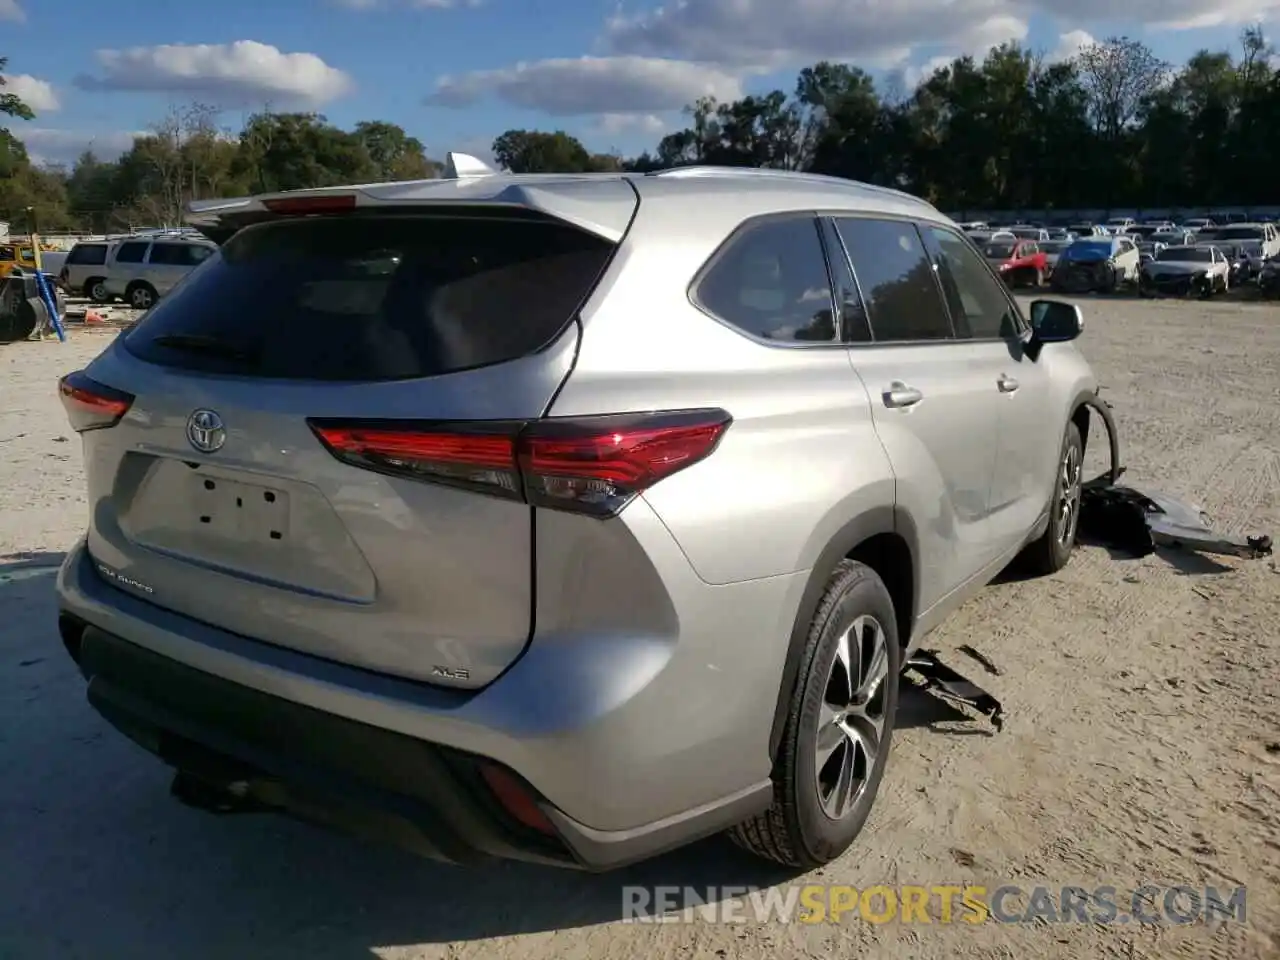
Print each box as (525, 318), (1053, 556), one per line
(1076, 391), (1273, 560)
(905, 650), (1005, 731)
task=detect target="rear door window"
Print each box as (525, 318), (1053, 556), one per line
(147, 243), (186, 265)
(833, 217), (954, 342)
(114, 242), (149, 264)
(122, 214), (616, 381)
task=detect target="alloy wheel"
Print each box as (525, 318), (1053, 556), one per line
(1058, 443), (1082, 545)
(814, 614), (890, 820)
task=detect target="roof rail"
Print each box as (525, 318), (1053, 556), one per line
(647, 165), (935, 209)
(443, 151), (497, 179)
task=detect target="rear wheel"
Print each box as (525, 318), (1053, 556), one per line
(86, 278), (109, 303)
(126, 282), (157, 310)
(1019, 420), (1083, 576)
(730, 560), (900, 868)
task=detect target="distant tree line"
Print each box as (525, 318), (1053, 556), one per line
(2, 30), (1279, 232)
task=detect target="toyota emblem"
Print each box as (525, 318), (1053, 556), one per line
(186, 409), (226, 454)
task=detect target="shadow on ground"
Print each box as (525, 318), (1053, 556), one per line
(0, 554), (986, 959)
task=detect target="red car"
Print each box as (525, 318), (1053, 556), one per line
(982, 239), (1049, 287)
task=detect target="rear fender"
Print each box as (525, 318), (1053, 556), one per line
(768, 506), (920, 759)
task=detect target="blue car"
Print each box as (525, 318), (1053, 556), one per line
(1050, 237), (1141, 293)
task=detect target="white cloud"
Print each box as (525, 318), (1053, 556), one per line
(898, 56), (956, 90)
(604, 0), (1028, 71)
(594, 113), (667, 136)
(74, 41), (353, 106)
(15, 128), (142, 167)
(887, 14), (1028, 91)
(5, 74), (59, 112)
(1054, 0), (1279, 29)
(1047, 29), (1096, 63)
(426, 55), (742, 115)
(0, 0), (23, 21)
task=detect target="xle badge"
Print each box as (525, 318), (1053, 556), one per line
(432, 665), (470, 681)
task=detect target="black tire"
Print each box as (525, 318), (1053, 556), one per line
(19, 297), (49, 341)
(1019, 420), (1083, 576)
(126, 282), (157, 310)
(85, 278), (110, 303)
(730, 560), (901, 868)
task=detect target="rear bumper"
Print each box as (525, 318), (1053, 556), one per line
(72, 622), (578, 868)
(56, 539), (787, 870)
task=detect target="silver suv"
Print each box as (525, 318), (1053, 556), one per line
(56, 159), (1099, 871)
(103, 234), (216, 309)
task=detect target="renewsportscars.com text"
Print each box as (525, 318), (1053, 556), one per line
(622, 884), (1247, 925)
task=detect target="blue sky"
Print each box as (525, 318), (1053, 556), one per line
(1, 0), (1270, 168)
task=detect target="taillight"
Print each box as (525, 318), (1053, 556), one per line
(308, 408), (731, 518)
(309, 421), (523, 499)
(262, 194), (356, 215)
(58, 371), (134, 432)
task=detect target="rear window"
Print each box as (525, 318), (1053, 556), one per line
(122, 215), (614, 381)
(67, 243), (109, 265)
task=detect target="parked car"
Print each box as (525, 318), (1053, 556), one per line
(103, 235), (217, 309)
(983, 238), (1049, 286)
(1258, 256), (1280, 297)
(1151, 230), (1194, 247)
(1136, 240), (1166, 264)
(0, 240), (38, 281)
(1183, 218), (1215, 231)
(1068, 223), (1106, 238)
(1051, 236), (1141, 293)
(1039, 239), (1072, 276)
(1139, 244), (1230, 297)
(59, 240), (115, 302)
(1217, 240), (1265, 285)
(1105, 217), (1137, 232)
(1209, 223), (1280, 259)
(1008, 226), (1051, 242)
(54, 158), (1101, 872)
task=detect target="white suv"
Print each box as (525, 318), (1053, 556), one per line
(104, 236), (217, 309)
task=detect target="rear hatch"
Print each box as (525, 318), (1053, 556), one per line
(71, 196), (631, 688)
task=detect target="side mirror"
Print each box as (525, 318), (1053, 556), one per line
(1030, 299), (1083, 342)
(1025, 299), (1083, 360)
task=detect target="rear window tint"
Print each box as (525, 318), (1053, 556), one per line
(67, 244), (109, 265)
(122, 215), (614, 381)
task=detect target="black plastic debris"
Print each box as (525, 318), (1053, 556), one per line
(905, 650), (1004, 731)
(1076, 391), (1272, 561)
(1080, 484), (1272, 559)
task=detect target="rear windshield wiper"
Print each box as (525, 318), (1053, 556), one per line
(149, 333), (261, 364)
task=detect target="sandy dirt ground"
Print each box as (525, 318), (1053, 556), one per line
(2, 298), (1278, 960)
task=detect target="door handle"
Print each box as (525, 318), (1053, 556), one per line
(997, 375), (1019, 393)
(883, 382), (923, 408)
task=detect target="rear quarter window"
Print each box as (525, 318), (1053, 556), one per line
(113, 242), (150, 264)
(67, 244), (109, 266)
(122, 214), (616, 381)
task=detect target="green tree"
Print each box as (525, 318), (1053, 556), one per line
(354, 121), (439, 180)
(491, 130), (596, 172)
